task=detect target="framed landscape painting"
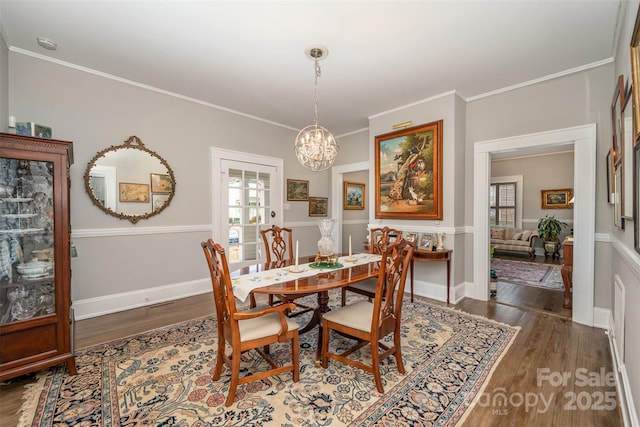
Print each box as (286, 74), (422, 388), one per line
(541, 188), (573, 209)
(374, 121), (443, 219)
(343, 181), (365, 210)
(119, 183), (149, 203)
(150, 173), (172, 194)
(309, 196), (328, 217)
(287, 179), (309, 201)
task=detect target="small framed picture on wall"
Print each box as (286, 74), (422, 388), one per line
(309, 196), (328, 217)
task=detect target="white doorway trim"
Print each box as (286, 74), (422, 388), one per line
(473, 124), (596, 326)
(331, 161), (370, 253)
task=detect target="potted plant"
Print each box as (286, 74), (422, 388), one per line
(537, 214), (568, 258)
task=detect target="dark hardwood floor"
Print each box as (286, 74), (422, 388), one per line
(0, 284), (621, 426)
(492, 253), (571, 318)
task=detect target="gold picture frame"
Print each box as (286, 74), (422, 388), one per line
(606, 148), (614, 204)
(374, 120), (443, 219)
(405, 232), (417, 243)
(343, 181), (365, 210)
(150, 173), (172, 194)
(611, 74), (625, 165)
(119, 183), (149, 203)
(541, 188), (573, 209)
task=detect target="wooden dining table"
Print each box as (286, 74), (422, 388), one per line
(231, 255), (381, 360)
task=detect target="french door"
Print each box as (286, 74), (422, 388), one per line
(212, 149), (283, 269)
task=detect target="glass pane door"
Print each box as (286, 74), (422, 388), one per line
(0, 157), (56, 324)
(222, 160), (277, 265)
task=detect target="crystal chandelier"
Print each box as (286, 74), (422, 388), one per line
(294, 46), (339, 172)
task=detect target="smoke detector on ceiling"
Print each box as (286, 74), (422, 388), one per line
(37, 37), (57, 51)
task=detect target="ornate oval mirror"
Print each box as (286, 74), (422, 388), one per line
(84, 136), (176, 223)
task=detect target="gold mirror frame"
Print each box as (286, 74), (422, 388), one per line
(84, 136), (176, 224)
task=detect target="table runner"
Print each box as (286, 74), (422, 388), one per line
(231, 253), (382, 302)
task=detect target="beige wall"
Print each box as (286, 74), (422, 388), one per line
(492, 151), (575, 229)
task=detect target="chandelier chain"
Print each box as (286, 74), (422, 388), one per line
(294, 46), (339, 172)
(314, 59), (321, 126)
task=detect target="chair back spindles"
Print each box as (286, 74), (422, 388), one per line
(261, 226), (293, 264)
(201, 239), (236, 326)
(369, 226), (403, 255)
(374, 239), (414, 335)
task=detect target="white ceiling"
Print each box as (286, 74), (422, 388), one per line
(0, 0), (624, 136)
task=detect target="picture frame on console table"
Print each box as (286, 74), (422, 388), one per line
(418, 233), (433, 251)
(374, 120), (443, 219)
(404, 232), (417, 243)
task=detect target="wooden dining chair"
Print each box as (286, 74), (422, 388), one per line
(321, 238), (414, 393)
(257, 225), (314, 316)
(341, 226), (403, 306)
(201, 238), (300, 407)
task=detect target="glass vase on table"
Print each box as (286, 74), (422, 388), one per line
(315, 218), (338, 265)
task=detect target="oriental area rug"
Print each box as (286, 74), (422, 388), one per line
(490, 258), (564, 291)
(19, 295), (518, 427)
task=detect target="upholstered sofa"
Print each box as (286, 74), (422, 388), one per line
(490, 228), (539, 258)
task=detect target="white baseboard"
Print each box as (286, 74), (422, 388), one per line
(411, 278), (446, 303)
(72, 278), (211, 320)
(593, 307), (610, 330)
(605, 312), (639, 427)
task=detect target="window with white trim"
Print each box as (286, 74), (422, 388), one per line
(489, 182), (516, 227)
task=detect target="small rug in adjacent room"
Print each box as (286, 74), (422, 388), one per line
(18, 295), (518, 427)
(490, 258), (564, 290)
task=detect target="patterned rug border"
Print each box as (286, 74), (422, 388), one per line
(452, 311), (519, 427)
(491, 258), (564, 291)
(16, 295), (520, 427)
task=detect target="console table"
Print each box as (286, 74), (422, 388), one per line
(363, 243), (452, 303)
(561, 239), (573, 309)
(413, 249), (453, 303)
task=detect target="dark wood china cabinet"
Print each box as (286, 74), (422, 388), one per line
(0, 133), (76, 380)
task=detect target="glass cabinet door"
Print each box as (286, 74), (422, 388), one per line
(0, 158), (56, 324)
